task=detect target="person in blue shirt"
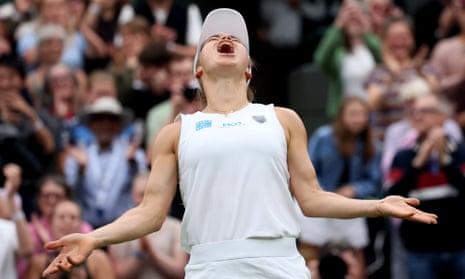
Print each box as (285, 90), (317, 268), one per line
(299, 96), (381, 278)
(63, 96), (147, 228)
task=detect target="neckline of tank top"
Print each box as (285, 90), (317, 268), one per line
(199, 102), (252, 117)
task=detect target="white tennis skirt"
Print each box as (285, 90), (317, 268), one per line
(299, 217), (369, 248)
(185, 237), (311, 279)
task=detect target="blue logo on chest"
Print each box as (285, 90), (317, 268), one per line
(222, 121), (242, 128)
(196, 120), (212, 131)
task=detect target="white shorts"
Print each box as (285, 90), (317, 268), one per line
(185, 237), (311, 279)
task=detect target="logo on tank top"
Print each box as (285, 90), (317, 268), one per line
(221, 121), (243, 128)
(196, 120), (212, 131)
(252, 115), (266, 123)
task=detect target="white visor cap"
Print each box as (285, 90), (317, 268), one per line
(193, 8), (249, 74)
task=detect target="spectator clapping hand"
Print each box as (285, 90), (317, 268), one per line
(3, 163), (22, 200)
(67, 145), (88, 170)
(335, 0), (372, 34)
(1, 164), (22, 218)
(151, 23), (177, 44)
(412, 127), (448, 168)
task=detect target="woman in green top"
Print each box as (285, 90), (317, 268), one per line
(314, 0), (383, 118)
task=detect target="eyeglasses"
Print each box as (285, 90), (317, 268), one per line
(408, 107), (439, 116)
(40, 192), (65, 200)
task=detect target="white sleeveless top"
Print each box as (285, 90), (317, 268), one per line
(178, 103), (301, 252)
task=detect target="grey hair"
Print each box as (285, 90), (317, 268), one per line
(419, 93), (454, 117)
(436, 95), (454, 116)
(37, 24), (66, 44)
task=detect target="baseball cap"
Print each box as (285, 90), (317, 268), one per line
(193, 8), (249, 73)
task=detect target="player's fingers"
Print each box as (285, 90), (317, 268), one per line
(44, 239), (63, 250)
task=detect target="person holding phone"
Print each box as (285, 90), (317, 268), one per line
(314, 0), (382, 117)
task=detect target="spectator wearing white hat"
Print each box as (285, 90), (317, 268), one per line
(63, 96), (147, 228)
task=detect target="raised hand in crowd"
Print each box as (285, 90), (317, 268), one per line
(1, 91), (55, 153)
(412, 126), (449, 168)
(1, 163), (33, 258)
(151, 23), (177, 44)
(66, 144), (88, 173)
(366, 0), (404, 36)
(2, 163), (22, 217)
(335, 0), (371, 34)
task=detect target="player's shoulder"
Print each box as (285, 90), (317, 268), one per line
(273, 105), (303, 124)
(159, 119), (181, 134)
(153, 121), (182, 147)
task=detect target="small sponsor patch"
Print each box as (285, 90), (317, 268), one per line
(252, 115), (266, 123)
(196, 120), (212, 131)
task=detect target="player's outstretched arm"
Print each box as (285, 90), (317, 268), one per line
(42, 122), (181, 277)
(274, 107), (437, 224)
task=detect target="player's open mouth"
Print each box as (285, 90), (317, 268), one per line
(217, 41), (234, 54)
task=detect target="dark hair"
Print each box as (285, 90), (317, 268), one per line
(0, 54), (26, 79)
(138, 40), (172, 67)
(332, 96), (375, 161)
(318, 240), (356, 279)
(318, 254), (348, 279)
(381, 15), (415, 40)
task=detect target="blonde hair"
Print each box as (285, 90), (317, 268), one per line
(119, 16), (151, 36)
(88, 70), (116, 90)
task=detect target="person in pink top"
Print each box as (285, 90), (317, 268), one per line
(430, 0), (465, 92)
(17, 174), (92, 278)
(29, 175), (93, 253)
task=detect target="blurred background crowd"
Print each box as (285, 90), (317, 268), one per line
(2, 0), (465, 278)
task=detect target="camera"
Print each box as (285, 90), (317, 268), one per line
(183, 80), (199, 102)
(183, 87), (197, 102)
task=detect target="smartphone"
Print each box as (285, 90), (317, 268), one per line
(346, 0), (363, 6)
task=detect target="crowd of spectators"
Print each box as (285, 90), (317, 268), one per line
(1, 0), (465, 278)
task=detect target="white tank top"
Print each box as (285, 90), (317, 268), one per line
(178, 103), (301, 252)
